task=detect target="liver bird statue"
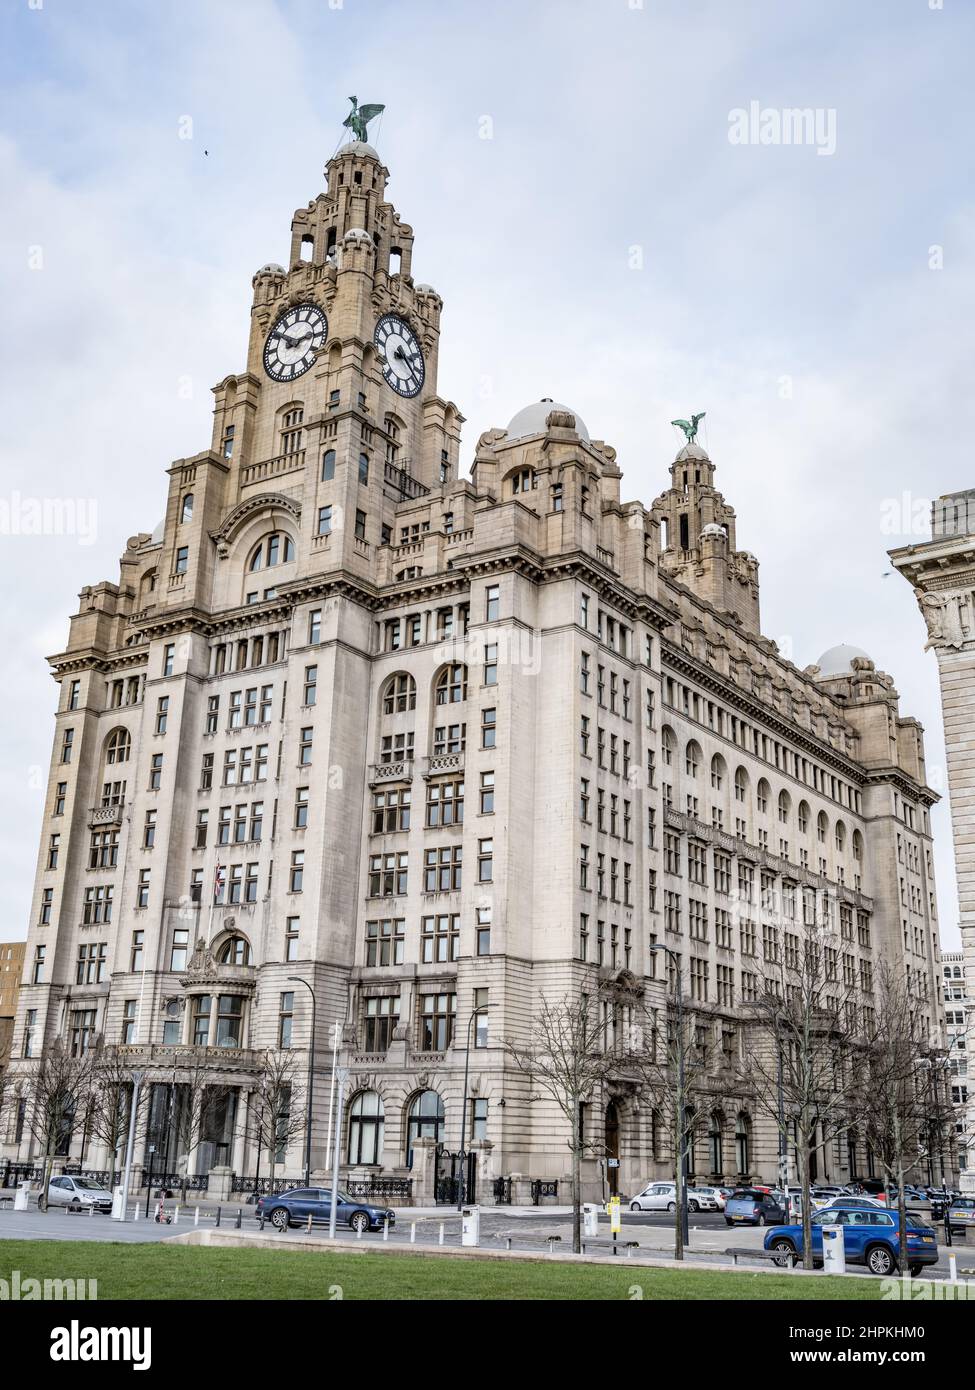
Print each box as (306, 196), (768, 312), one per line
(670, 411), (706, 444)
(343, 96), (385, 144)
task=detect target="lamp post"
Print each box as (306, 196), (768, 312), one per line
(456, 1004), (490, 1211)
(288, 977), (317, 1187)
(649, 943), (689, 1251)
(113, 1070), (143, 1222)
(328, 1067), (350, 1239)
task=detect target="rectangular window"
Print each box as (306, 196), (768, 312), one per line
(61, 727), (74, 763)
(137, 869), (150, 909)
(421, 913), (459, 963)
(364, 995), (399, 1052)
(121, 999), (137, 1045)
(479, 770), (495, 815)
(299, 727), (313, 765)
(163, 643), (175, 677)
(485, 584), (500, 622)
(290, 851), (304, 892)
(481, 708), (496, 749)
(420, 992), (456, 1052)
(171, 928), (190, 971)
(478, 837), (494, 883)
(484, 643), (498, 685)
(285, 917), (300, 962)
(354, 509), (367, 541)
(308, 609), (321, 644)
(130, 931), (144, 972)
(474, 987), (489, 1048)
(423, 846), (463, 892)
(317, 506), (332, 536)
(32, 945), (46, 983)
(368, 852), (408, 897)
(40, 887), (53, 924)
(303, 665), (317, 705)
(424, 781), (461, 828)
(149, 753), (163, 790)
(476, 906), (491, 956)
(294, 786), (310, 829)
(279, 992), (294, 1048)
(365, 918), (405, 967)
(174, 546), (189, 575)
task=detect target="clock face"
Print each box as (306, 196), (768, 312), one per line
(263, 304), (327, 382)
(375, 314), (425, 397)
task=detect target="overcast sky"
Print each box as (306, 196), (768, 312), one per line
(1, 0), (972, 946)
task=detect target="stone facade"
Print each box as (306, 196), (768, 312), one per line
(0, 141), (950, 1203)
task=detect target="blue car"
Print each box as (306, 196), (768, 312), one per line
(764, 1203), (938, 1276)
(255, 1186), (395, 1234)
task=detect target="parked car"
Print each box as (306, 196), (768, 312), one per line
(255, 1186), (395, 1233)
(725, 1188), (786, 1227)
(764, 1205), (939, 1277)
(692, 1186), (727, 1211)
(629, 1182), (678, 1212)
(818, 1195), (885, 1212)
(46, 1175), (113, 1212)
(947, 1197), (975, 1237)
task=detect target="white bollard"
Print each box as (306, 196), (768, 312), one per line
(410, 1222), (416, 1244)
(950, 1252), (958, 1283)
(88, 1201), (94, 1217)
(439, 1222), (445, 1246)
(383, 1219), (389, 1242)
(356, 1222), (363, 1240)
(172, 1205), (180, 1226)
(194, 1205), (200, 1227)
(133, 1203), (140, 1221)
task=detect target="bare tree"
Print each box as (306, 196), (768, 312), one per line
(503, 985), (622, 1253)
(737, 914), (863, 1268)
(87, 1045), (146, 1188)
(22, 1042), (97, 1212)
(147, 1053), (232, 1201)
(244, 1050), (305, 1196)
(858, 960), (950, 1271)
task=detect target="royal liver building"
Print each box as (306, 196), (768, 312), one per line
(2, 133), (951, 1203)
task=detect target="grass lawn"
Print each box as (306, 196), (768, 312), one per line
(0, 1240), (887, 1300)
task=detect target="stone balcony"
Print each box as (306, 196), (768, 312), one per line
(422, 752), (464, 779)
(89, 803), (124, 828)
(369, 759), (414, 786)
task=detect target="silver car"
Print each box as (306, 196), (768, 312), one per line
(630, 1181), (678, 1212)
(47, 1175), (113, 1212)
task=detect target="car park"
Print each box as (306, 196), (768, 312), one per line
(46, 1175), (113, 1212)
(764, 1204), (938, 1276)
(725, 1188), (786, 1227)
(254, 1186), (395, 1233)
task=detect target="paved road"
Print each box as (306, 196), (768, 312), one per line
(0, 1203), (970, 1281)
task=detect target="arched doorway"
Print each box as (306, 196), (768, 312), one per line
(605, 1100), (620, 1195)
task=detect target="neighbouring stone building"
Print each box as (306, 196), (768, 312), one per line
(893, 492), (975, 1195)
(0, 136), (952, 1204)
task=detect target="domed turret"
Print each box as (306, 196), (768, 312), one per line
(814, 644), (873, 679)
(505, 398), (590, 443)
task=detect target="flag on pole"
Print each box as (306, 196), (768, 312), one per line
(214, 862), (226, 902)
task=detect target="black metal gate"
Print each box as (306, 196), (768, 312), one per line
(435, 1146), (477, 1204)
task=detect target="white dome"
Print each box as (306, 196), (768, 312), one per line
(505, 398), (589, 443)
(815, 643), (872, 678)
(255, 263), (285, 276)
(700, 523), (726, 539)
(334, 140), (380, 160)
(149, 518), (165, 545)
(415, 283), (438, 295)
(343, 227), (373, 242)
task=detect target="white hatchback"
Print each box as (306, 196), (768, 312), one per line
(46, 1175), (113, 1212)
(629, 1181), (678, 1212)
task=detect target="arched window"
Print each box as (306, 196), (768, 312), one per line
(798, 800), (810, 834)
(777, 789), (791, 823)
(180, 494), (194, 524)
(661, 726), (677, 767)
(710, 754), (726, 790)
(835, 820), (846, 852)
(382, 673), (416, 715)
(406, 1089), (444, 1167)
(684, 741), (701, 778)
(348, 1091), (384, 1166)
(105, 728), (131, 765)
(279, 406), (304, 455)
(435, 664), (468, 706)
(756, 779), (770, 815)
(248, 532), (296, 572)
(817, 810), (829, 844)
(734, 767), (748, 803)
(852, 830), (864, 862)
(708, 1111), (724, 1177)
(509, 468), (537, 495)
(217, 935), (252, 966)
(735, 1113), (752, 1176)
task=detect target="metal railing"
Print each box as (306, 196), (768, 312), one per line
(530, 1179), (559, 1205)
(344, 1177), (413, 1201)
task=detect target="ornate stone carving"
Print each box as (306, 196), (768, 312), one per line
(918, 590), (965, 650)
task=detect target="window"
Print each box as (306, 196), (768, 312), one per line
(425, 780), (462, 827)
(23, 1008), (38, 1058)
(130, 931), (144, 972)
(149, 753), (163, 790)
(106, 728), (131, 764)
(278, 992), (294, 1048)
(476, 906), (491, 956)
(174, 545), (189, 575)
(551, 481), (564, 512)
(249, 532), (296, 571)
(365, 996), (399, 1052)
(308, 609), (321, 644)
(40, 887), (53, 924)
(294, 786), (310, 829)
(170, 928), (190, 972)
(61, 727), (74, 763)
(136, 869), (150, 909)
(317, 505), (332, 537)
(485, 584), (500, 622)
(67, 679), (81, 710)
(348, 1091), (384, 1165)
(484, 644), (498, 685)
(435, 664), (467, 705)
(478, 838), (494, 882)
(299, 727), (313, 765)
(32, 945), (46, 983)
(321, 449), (335, 481)
(433, 723), (465, 756)
(289, 851), (304, 892)
(76, 941), (107, 984)
(420, 993), (456, 1051)
(355, 509), (367, 541)
(53, 781), (67, 816)
(424, 846), (462, 892)
(303, 665), (317, 705)
(358, 453), (370, 485)
(366, 919), (405, 967)
(70, 1008), (97, 1057)
(285, 917), (300, 961)
(481, 707), (496, 748)
(214, 994), (244, 1047)
(369, 852), (408, 896)
(479, 770), (495, 814)
(163, 643), (175, 677)
(383, 673), (416, 713)
(48, 834), (60, 869)
(510, 467), (537, 494)
(421, 914), (459, 963)
(474, 988), (489, 1047)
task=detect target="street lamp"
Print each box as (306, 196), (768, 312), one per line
(288, 977), (317, 1187)
(456, 1004), (490, 1211)
(113, 1069), (143, 1222)
(649, 943), (689, 1250)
